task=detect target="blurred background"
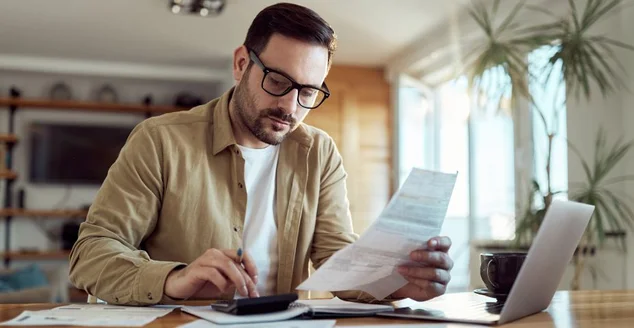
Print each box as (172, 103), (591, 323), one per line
(0, 0), (633, 303)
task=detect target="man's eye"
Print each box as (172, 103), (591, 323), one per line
(301, 89), (317, 97)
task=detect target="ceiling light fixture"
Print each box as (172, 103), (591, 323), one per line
(168, 0), (225, 17)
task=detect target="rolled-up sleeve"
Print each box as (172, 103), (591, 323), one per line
(69, 121), (185, 305)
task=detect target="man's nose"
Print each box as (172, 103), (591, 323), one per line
(276, 89), (299, 115)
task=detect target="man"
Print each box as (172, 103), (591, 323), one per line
(69, 2), (453, 305)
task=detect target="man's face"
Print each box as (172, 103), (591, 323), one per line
(233, 34), (329, 145)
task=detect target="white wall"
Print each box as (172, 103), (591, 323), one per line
(0, 69), (226, 267)
(618, 7), (634, 290)
(565, 8), (634, 289)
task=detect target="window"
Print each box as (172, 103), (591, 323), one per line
(529, 46), (568, 203)
(397, 76), (433, 187)
(395, 46), (567, 292)
(469, 68), (516, 241)
(396, 70), (516, 291)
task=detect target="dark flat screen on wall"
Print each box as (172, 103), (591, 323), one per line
(29, 123), (134, 185)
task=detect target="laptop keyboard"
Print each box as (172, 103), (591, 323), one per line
(424, 300), (504, 321)
(470, 301), (504, 314)
(450, 300), (504, 320)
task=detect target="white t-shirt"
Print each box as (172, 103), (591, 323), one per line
(237, 144), (280, 297)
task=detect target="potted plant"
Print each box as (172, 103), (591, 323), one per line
(466, 0), (634, 289)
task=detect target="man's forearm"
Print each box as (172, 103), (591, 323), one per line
(69, 221), (185, 305)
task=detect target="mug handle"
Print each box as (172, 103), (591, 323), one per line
(486, 258), (499, 289)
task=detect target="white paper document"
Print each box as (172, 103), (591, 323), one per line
(296, 297), (393, 314)
(0, 304), (174, 326)
(179, 319), (336, 328)
(182, 306), (308, 325)
(298, 168), (457, 299)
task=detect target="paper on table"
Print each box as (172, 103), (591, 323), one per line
(178, 319), (336, 328)
(0, 304), (174, 327)
(182, 306), (308, 325)
(335, 325), (449, 328)
(296, 297), (393, 313)
(298, 168), (457, 300)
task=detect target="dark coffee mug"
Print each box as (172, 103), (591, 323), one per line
(480, 252), (527, 294)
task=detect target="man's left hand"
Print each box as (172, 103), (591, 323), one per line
(391, 236), (453, 301)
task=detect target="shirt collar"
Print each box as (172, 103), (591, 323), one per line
(211, 87), (313, 156)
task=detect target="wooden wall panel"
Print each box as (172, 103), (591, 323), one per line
(303, 65), (392, 234)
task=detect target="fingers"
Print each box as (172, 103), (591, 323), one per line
(409, 250), (454, 271)
(398, 266), (451, 285)
(405, 278), (448, 299)
(241, 252), (259, 284)
(200, 249), (257, 297)
(224, 250), (259, 285)
(195, 268), (230, 293)
(239, 267), (259, 298)
(428, 236), (452, 252)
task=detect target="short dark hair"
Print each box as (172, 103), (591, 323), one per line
(244, 3), (337, 69)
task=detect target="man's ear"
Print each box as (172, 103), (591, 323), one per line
(233, 46), (250, 83)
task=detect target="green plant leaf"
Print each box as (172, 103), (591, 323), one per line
(594, 191), (621, 234)
(592, 37), (628, 73)
(595, 136), (633, 183)
(600, 37), (634, 51)
(519, 0), (634, 101)
(568, 0), (581, 35)
(525, 4), (560, 19)
(585, 42), (623, 89)
(603, 175), (634, 186)
(496, 0), (526, 35)
(492, 0), (501, 16)
(582, 0), (622, 31)
(592, 197), (606, 245)
(567, 140), (593, 182)
(603, 189), (634, 231)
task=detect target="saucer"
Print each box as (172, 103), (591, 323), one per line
(473, 288), (508, 302)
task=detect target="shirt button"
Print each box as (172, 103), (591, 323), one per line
(238, 182), (243, 189)
(147, 292), (153, 300)
(233, 227), (239, 232)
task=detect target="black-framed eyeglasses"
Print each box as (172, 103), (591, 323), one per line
(248, 49), (330, 109)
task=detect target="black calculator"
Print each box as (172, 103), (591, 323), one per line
(210, 293), (299, 315)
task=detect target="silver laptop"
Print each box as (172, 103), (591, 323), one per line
(378, 200), (595, 325)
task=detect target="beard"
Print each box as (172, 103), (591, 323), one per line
(233, 75), (297, 145)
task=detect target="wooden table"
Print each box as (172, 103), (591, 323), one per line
(1, 290), (633, 327)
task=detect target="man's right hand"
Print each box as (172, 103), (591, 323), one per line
(164, 249), (259, 300)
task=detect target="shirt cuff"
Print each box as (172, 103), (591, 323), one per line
(136, 261), (186, 305)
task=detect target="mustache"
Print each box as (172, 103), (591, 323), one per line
(262, 108), (296, 125)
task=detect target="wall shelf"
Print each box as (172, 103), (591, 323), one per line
(1, 90), (190, 267)
(0, 208), (88, 218)
(0, 170), (18, 180)
(0, 134), (18, 143)
(0, 97), (188, 114)
(1, 250), (71, 261)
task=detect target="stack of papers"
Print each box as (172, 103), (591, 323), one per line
(179, 319), (336, 328)
(298, 168), (457, 299)
(296, 297), (393, 315)
(0, 304), (174, 326)
(181, 305), (307, 325)
(181, 297), (393, 325)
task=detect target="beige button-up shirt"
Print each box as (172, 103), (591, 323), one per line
(69, 88), (366, 305)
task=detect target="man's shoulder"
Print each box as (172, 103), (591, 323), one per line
(142, 100), (216, 131)
(296, 123), (337, 149)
